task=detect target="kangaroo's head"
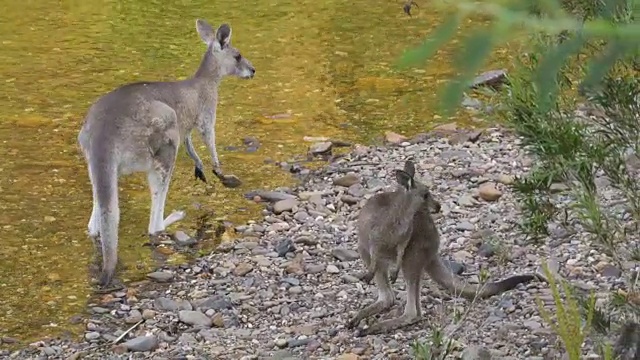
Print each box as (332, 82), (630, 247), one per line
(393, 160), (442, 213)
(195, 19), (256, 80)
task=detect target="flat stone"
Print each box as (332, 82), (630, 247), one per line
(331, 248), (359, 262)
(173, 231), (197, 246)
(333, 174), (360, 187)
(478, 182), (502, 202)
(146, 271), (174, 283)
(309, 141), (333, 155)
(384, 131), (407, 144)
(274, 199), (299, 214)
(244, 190), (296, 202)
(326, 264), (340, 274)
(84, 332), (101, 341)
(123, 336), (158, 352)
(461, 345), (493, 360)
(600, 264), (622, 278)
(456, 221), (475, 231)
(233, 262), (254, 276)
(178, 310), (212, 327)
(470, 69), (507, 89)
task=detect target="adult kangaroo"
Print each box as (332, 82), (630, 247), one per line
(347, 160), (542, 336)
(77, 19), (255, 288)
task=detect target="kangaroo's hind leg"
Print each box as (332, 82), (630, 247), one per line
(347, 265), (395, 330)
(357, 248), (424, 336)
(146, 105), (185, 235)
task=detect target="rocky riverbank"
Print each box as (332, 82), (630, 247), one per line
(6, 125), (631, 360)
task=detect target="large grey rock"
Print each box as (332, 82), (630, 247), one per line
(179, 310), (212, 327)
(124, 336), (159, 352)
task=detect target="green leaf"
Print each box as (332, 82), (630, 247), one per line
(396, 13), (462, 69)
(534, 32), (587, 111)
(439, 30), (496, 115)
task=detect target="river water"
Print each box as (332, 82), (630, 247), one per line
(0, 0), (510, 344)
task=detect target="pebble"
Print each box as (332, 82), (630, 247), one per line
(84, 332), (100, 341)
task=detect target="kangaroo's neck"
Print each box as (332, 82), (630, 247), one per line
(174, 48), (222, 135)
(400, 191), (423, 211)
(193, 47), (223, 87)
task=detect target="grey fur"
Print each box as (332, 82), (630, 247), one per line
(614, 321), (640, 360)
(77, 19), (255, 287)
(347, 159), (541, 336)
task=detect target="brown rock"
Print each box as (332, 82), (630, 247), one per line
(384, 131), (407, 144)
(285, 254), (304, 275)
(142, 309), (156, 320)
(433, 122), (458, 132)
(497, 174), (515, 185)
(112, 344), (128, 354)
(353, 144), (368, 156)
(155, 246), (175, 255)
(478, 182), (502, 202)
(233, 263), (254, 276)
(333, 173), (360, 187)
(309, 141), (333, 155)
(337, 354), (360, 360)
(211, 312), (225, 327)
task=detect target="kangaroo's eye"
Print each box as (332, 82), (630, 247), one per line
(234, 54), (242, 62)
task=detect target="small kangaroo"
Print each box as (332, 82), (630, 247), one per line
(77, 19), (255, 287)
(347, 159), (541, 336)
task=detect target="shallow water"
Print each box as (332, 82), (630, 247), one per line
(0, 0), (514, 344)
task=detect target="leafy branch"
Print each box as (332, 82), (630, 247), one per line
(396, 0), (640, 115)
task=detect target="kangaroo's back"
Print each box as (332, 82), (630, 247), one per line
(357, 191), (404, 245)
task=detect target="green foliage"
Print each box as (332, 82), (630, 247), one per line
(537, 262), (601, 360)
(496, 26), (640, 256)
(400, 1), (640, 358)
(411, 326), (456, 360)
(396, 0), (640, 115)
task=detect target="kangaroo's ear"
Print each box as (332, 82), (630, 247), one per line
(215, 23), (232, 50)
(394, 169), (414, 190)
(403, 160), (416, 178)
(196, 19), (215, 45)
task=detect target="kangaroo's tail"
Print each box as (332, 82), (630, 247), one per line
(426, 258), (539, 299)
(88, 147), (119, 287)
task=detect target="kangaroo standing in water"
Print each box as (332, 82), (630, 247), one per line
(347, 160), (541, 336)
(77, 19), (255, 288)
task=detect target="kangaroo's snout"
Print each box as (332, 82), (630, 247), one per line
(241, 66), (255, 79)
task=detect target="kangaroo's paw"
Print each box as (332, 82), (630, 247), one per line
(346, 316), (361, 330)
(358, 314), (422, 337)
(163, 210), (186, 228)
(93, 277), (124, 294)
(195, 167), (207, 183)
